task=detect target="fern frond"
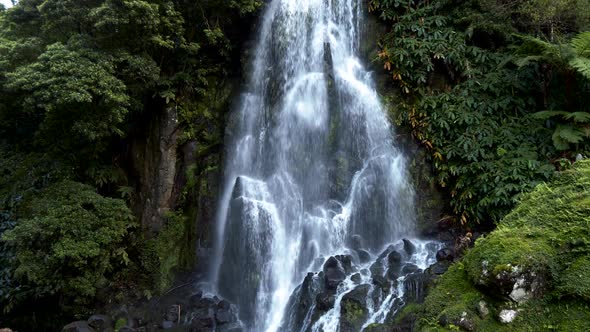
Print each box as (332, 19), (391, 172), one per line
(563, 112), (590, 123)
(571, 32), (590, 58)
(570, 57), (590, 80)
(532, 110), (569, 120)
(554, 125), (585, 144)
(514, 34), (568, 67)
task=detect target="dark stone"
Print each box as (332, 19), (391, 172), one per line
(351, 273), (362, 284)
(402, 263), (420, 275)
(316, 292), (336, 311)
(403, 239), (416, 256)
(356, 249), (371, 264)
(343, 284), (370, 303)
(165, 305), (181, 323)
(370, 282), (384, 306)
(403, 272), (429, 303)
(190, 315), (215, 332)
(215, 300), (237, 325)
(386, 267), (399, 281)
(281, 273), (323, 332)
(62, 321), (96, 332)
(377, 245), (395, 261)
(370, 261), (385, 277)
(387, 250), (402, 266)
(217, 299), (231, 310)
(436, 248), (454, 262)
(189, 292), (213, 309)
(323, 256), (347, 290)
(335, 255), (355, 274)
(87, 315), (112, 332)
(427, 261), (450, 275)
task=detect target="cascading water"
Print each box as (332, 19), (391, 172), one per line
(209, 0), (439, 331)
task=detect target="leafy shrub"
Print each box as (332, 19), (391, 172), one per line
(1, 180), (134, 310)
(369, 0), (590, 225)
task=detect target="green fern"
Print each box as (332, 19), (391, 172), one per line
(516, 32), (590, 79)
(533, 110), (570, 119)
(564, 112), (590, 123)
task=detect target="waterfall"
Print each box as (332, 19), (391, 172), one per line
(209, 0), (433, 331)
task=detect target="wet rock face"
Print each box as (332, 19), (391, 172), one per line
(403, 239), (416, 256)
(277, 239), (442, 332)
(323, 255), (355, 290)
(403, 272), (429, 303)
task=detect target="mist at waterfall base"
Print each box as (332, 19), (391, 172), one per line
(206, 0), (441, 331)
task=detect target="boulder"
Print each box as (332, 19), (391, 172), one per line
(377, 245), (395, 261)
(476, 264), (543, 303)
(402, 239), (416, 256)
(387, 250), (402, 267)
(62, 321), (96, 332)
(323, 256), (347, 290)
(386, 267), (399, 281)
(165, 305), (181, 323)
(427, 261), (450, 275)
(316, 292), (336, 311)
(403, 272), (429, 303)
(370, 261), (385, 277)
(281, 272), (323, 332)
(351, 272), (362, 284)
(340, 285), (370, 332)
(216, 300), (237, 325)
(436, 248), (454, 262)
(87, 315), (113, 332)
(401, 263), (420, 275)
(190, 314), (215, 332)
(356, 249), (371, 264)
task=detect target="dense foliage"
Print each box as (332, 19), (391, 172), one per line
(409, 159), (590, 331)
(0, 0), (262, 329)
(2, 181), (133, 311)
(370, 0), (590, 225)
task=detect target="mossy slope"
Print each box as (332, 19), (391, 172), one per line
(411, 160), (590, 331)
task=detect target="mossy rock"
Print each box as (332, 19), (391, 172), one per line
(340, 285), (370, 332)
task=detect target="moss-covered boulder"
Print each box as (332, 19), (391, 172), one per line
(339, 284), (370, 332)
